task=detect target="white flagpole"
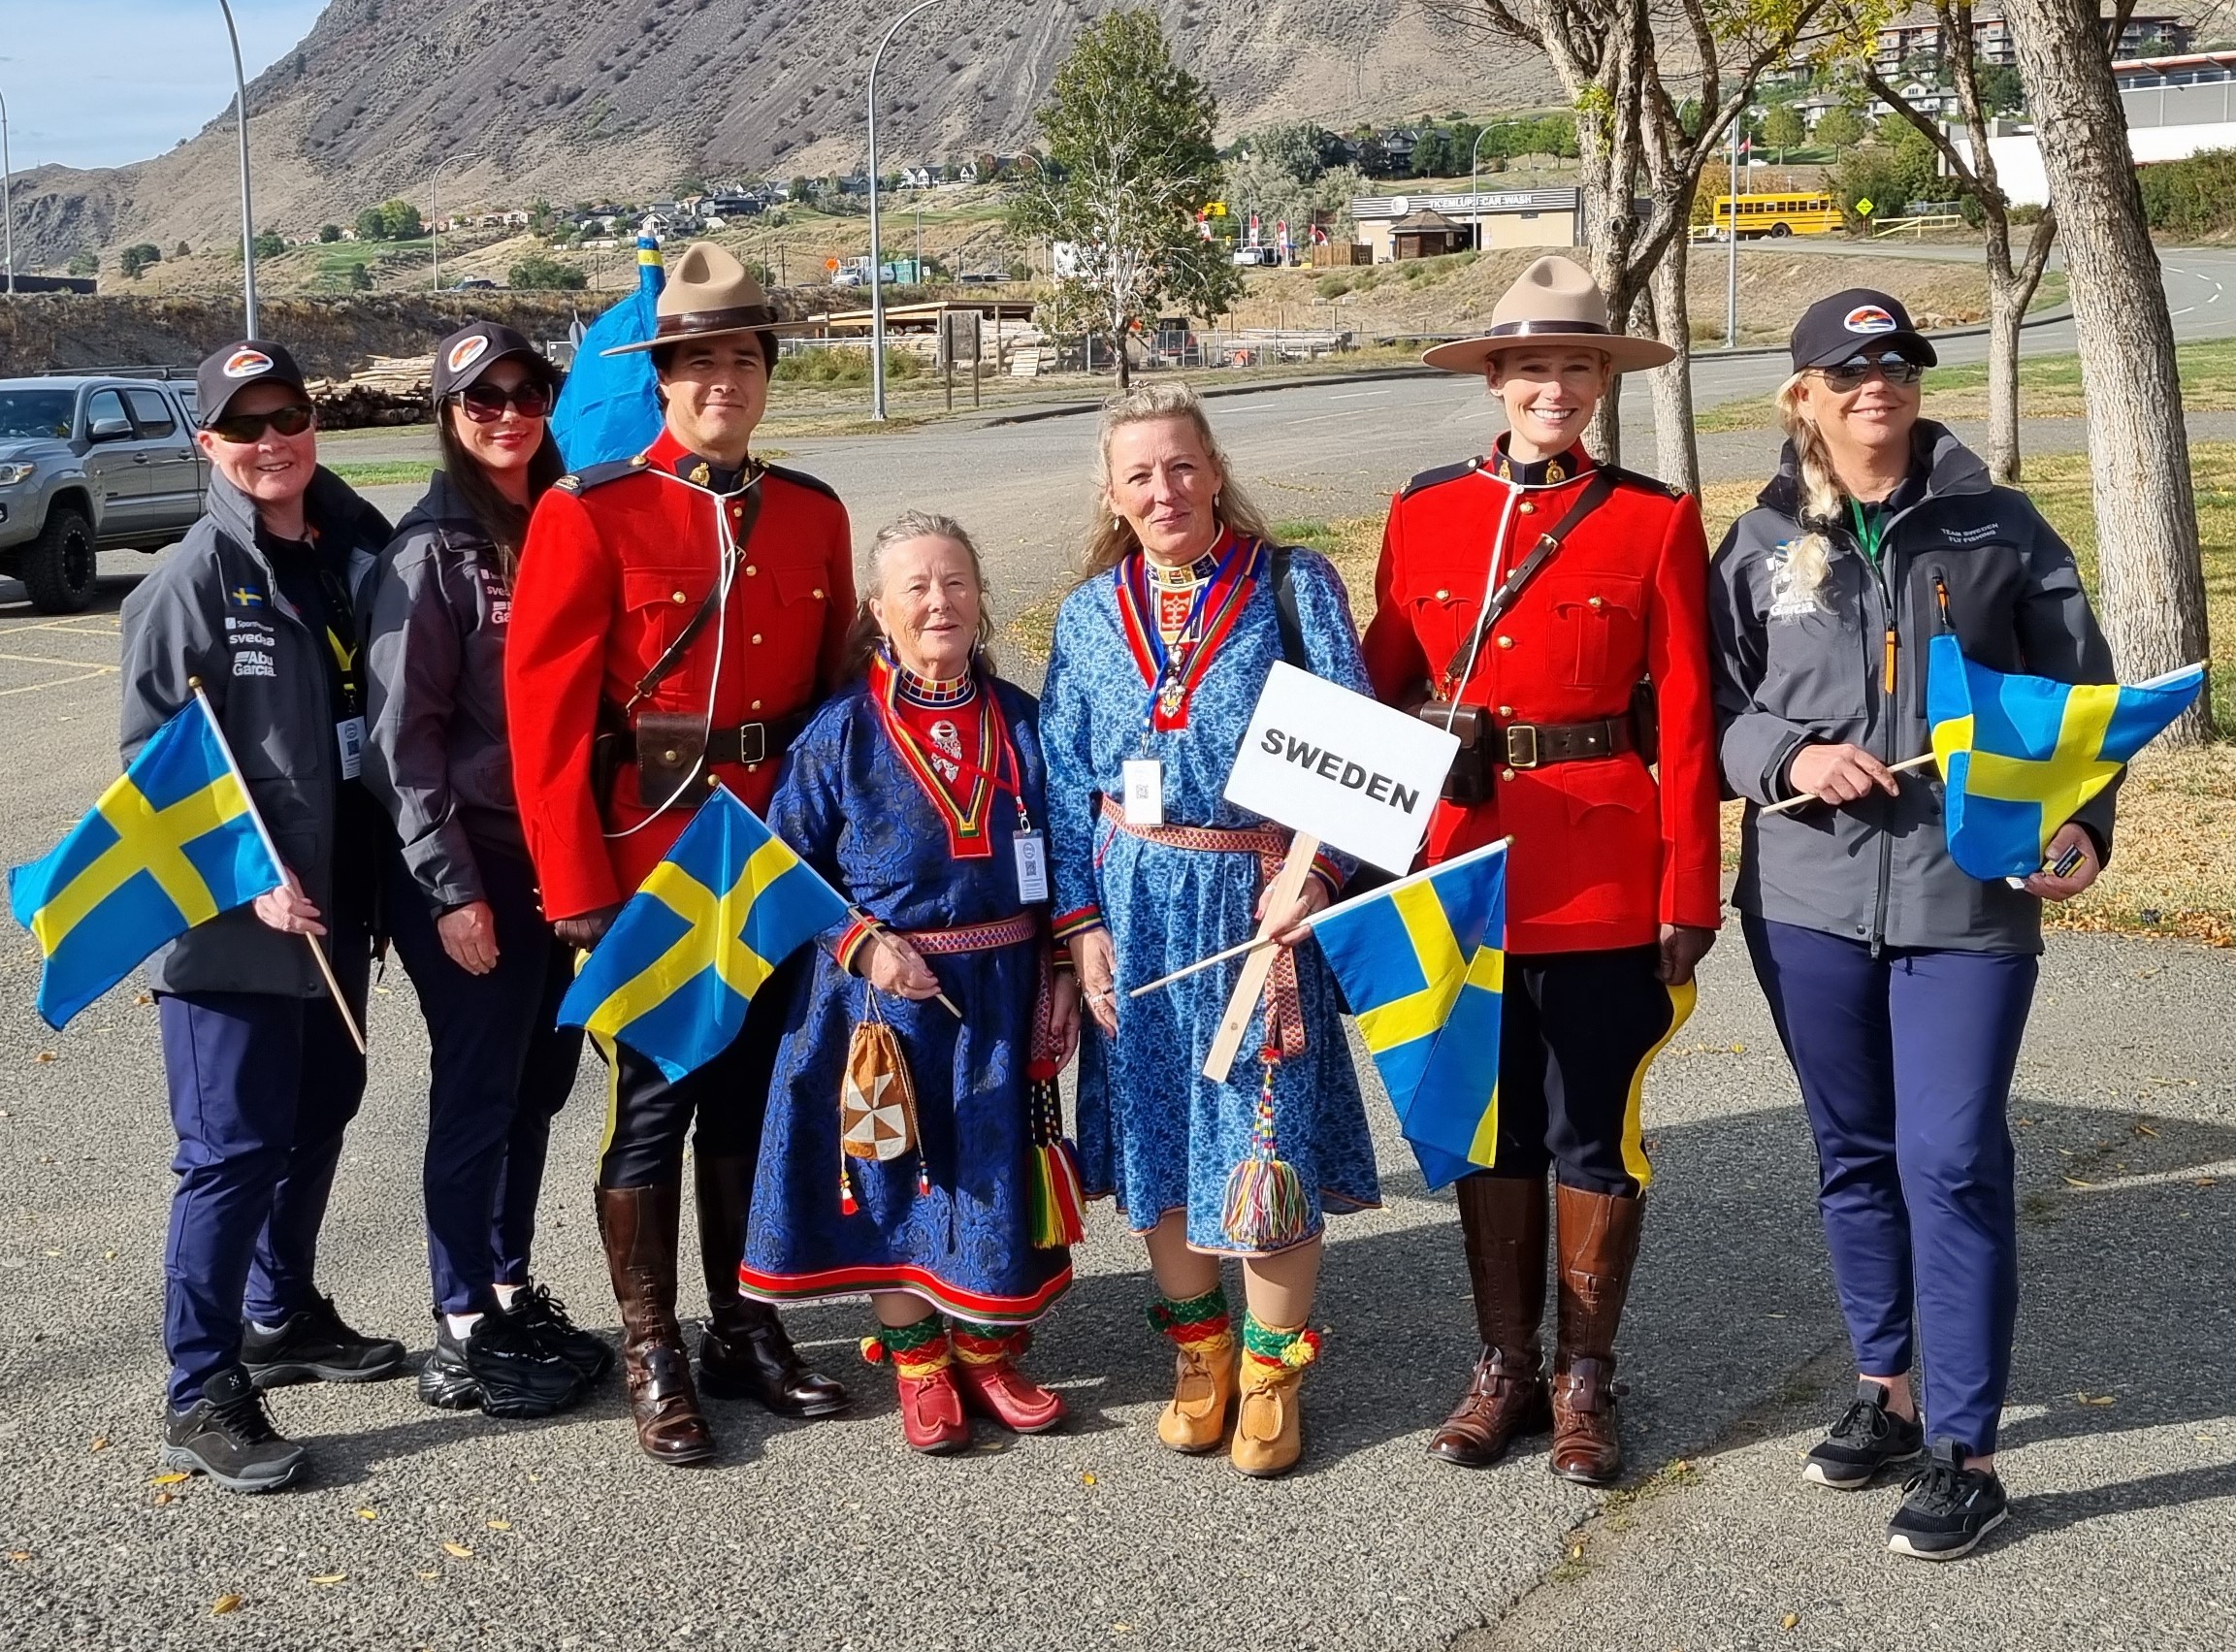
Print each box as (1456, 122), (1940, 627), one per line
(189, 682), (366, 1054)
(1128, 837), (1512, 999)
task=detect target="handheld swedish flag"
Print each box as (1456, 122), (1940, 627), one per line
(1312, 839), (1510, 1189)
(550, 225), (666, 471)
(1927, 633), (2205, 881)
(8, 696), (283, 1029)
(559, 785), (847, 1081)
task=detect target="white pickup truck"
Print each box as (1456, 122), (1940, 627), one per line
(0, 374), (209, 612)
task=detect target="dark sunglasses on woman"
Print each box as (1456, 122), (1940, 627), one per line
(207, 403), (317, 444)
(453, 382), (554, 422)
(1818, 352), (1927, 392)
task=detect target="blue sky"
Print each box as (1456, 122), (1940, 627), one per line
(1, 1), (329, 171)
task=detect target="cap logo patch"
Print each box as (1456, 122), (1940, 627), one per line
(1843, 306), (1898, 336)
(446, 336), (492, 374)
(222, 348), (275, 378)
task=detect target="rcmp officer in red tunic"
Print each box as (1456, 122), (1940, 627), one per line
(505, 243), (856, 1463)
(1362, 256), (1723, 1484)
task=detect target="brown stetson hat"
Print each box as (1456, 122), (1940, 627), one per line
(1422, 254), (1676, 375)
(601, 241), (817, 357)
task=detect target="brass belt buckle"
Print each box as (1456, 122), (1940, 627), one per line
(1505, 723), (1540, 769)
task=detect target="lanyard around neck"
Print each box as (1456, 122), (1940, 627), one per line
(1847, 496), (1888, 566)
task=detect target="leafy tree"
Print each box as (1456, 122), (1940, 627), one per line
(377, 199), (424, 241)
(1812, 105), (1864, 149)
(1761, 104), (1806, 159)
(174, 241), (193, 260)
(508, 253), (587, 290)
(347, 262), (374, 291)
(252, 230), (286, 259)
(1975, 62), (2024, 114)
(318, 223), (343, 243)
(118, 243), (162, 279)
(1013, 9), (1242, 388)
(66, 250), (99, 277)
(355, 206), (390, 242)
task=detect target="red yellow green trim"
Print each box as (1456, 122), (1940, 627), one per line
(867, 653), (1001, 858)
(1113, 533), (1260, 731)
(834, 912), (884, 973)
(738, 1259), (1073, 1327)
(1053, 904), (1105, 940)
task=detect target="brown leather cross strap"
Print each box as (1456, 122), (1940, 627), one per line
(1441, 469), (1617, 694)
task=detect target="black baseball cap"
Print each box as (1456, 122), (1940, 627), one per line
(433, 321), (563, 399)
(1789, 289), (1938, 373)
(194, 340), (311, 428)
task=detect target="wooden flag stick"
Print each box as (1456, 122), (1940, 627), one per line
(1202, 832), (1319, 1085)
(1759, 752), (1936, 816)
(188, 684), (367, 1055)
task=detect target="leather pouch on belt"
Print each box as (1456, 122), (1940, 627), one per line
(633, 711), (709, 812)
(1416, 699), (1492, 805)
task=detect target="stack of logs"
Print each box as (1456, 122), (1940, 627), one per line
(308, 354), (436, 428)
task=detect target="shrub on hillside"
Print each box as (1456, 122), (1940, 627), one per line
(771, 346), (924, 386)
(507, 254), (586, 290)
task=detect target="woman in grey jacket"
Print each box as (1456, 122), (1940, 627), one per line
(363, 323), (605, 1420)
(1708, 291), (2117, 1563)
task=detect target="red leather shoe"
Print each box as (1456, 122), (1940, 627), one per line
(896, 1366), (971, 1455)
(956, 1358), (1068, 1435)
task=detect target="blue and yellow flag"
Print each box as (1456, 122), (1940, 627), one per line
(8, 697), (282, 1028)
(1928, 633), (2205, 881)
(559, 786), (847, 1081)
(1312, 839), (1509, 1189)
(550, 226), (666, 471)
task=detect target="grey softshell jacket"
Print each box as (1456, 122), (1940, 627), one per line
(118, 468), (390, 996)
(362, 470), (525, 916)
(1707, 421), (2117, 955)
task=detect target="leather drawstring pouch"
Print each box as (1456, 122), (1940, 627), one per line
(840, 986), (921, 1165)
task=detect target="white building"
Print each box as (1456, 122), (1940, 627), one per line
(1954, 51), (2236, 207)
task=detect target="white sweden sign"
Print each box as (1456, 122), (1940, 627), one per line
(1223, 662), (1459, 875)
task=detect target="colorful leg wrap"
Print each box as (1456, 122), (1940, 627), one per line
(1241, 1311), (1322, 1375)
(951, 1321), (1033, 1368)
(1148, 1285), (1234, 1353)
(859, 1312), (952, 1377)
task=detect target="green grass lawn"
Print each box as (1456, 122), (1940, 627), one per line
(322, 459), (437, 489)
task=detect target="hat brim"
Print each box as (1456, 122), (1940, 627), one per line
(1423, 330), (1676, 374)
(1799, 330), (1937, 370)
(601, 317), (821, 357)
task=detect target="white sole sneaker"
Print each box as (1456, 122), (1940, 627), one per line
(1888, 1505), (2008, 1561)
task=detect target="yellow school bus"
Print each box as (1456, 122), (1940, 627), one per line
(1708, 191), (1843, 240)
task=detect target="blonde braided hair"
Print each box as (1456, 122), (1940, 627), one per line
(1769, 372), (1842, 613)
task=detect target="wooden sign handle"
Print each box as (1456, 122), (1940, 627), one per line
(1202, 832), (1319, 1085)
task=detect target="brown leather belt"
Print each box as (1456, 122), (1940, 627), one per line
(1498, 715), (1636, 770)
(619, 714), (807, 767)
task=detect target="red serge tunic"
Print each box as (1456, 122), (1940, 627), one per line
(503, 430), (856, 921)
(1360, 444), (1723, 956)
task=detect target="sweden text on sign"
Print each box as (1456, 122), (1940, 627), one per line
(1224, 662), (1458, 874)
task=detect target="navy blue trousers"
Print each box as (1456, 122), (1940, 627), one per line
(387, 844), (583, 1318)
(158, 926), (371, 1410)
(1744, 916), (2037, 1455)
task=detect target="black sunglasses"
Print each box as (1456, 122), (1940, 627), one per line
(207, 403), (316, 443)
(453, 382), (554, 422)
(1817, 352), (1926, 391)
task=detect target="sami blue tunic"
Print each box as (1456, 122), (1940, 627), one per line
(739, 673), (1072, 1326)
(1041, 543), (1380, 1254)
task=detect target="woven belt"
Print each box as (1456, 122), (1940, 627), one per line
(1098, 795), (1306, 1061)
(1497, 715), (1635, 771)
(900, 912), (1038, 956)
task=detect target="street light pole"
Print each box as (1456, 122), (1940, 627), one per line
(217, 0), (258, 337)
(1723, 111), (1741, 350)
(867, 0), (945, 421)
(1, 87), (16, 297)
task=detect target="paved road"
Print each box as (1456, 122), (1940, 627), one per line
(1, 246), (2230, 1649)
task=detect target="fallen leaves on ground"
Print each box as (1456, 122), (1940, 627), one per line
(1780, 1612), (1799, 1631)
(441, 1541), (473, 1559)
(485, 1519), (511, 1531)
(2076, 1392), (2117, 1407)
(211, 1594), (243, 1616)
(355, 1507), (378, 1520)
(88, 1437), (110, 1451)
(148, 1473), (189, 1487)
(309, 1573), (346, 1586)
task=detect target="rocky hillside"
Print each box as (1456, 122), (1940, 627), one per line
(8, 0), (1551, 271)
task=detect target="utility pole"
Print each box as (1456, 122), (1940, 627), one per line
(1723, 113), (1741, 350)
(866, 0), (947, 420)
(1, 87), (16, 296)
(217, 0), (258, 336)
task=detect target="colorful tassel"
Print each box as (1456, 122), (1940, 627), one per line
(1025, 1066), (1087, 1248)
(1218, 1053), (1309, 1249)
(839, 1158), (859, 1217)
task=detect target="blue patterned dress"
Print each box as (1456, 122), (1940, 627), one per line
(739, 667), (1072, 1326)
(1041, 538), (1380, 1254)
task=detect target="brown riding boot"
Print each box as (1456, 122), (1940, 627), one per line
(598, 1183), (715, 1466)
(1426, 1174), (1551, 1468)
(693, 1155), (848, 1418)
(1549, 1182), (1645, 1486)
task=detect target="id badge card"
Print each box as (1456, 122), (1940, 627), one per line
(336, 715), (367, 781)
(1121, 758), (1165, 826)
(1013, 829), (1051, 903)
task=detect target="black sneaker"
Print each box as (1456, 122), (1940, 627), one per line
(1887, 1439), (2010, 1561)
(505, 1284), (615, 1384)
(161, 1366), (308, 1493)
(418, 1312), (587, 1419)
(1803, 1380), (1926, 1489)
(241, 1295), (406, 1387)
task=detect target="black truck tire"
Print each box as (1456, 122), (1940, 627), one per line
(19, 505), (100, 614)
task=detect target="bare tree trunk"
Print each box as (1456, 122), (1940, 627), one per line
(2002, 0), (2211, 741)
(1647, 219), (1700, 494)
